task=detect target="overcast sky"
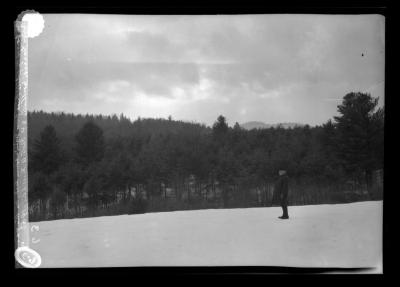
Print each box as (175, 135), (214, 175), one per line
(28, 14), (384, 127)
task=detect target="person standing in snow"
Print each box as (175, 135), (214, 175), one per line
(274, 170), (289, 219)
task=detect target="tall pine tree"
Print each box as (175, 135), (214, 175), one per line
(75, 121), (105, 166)
(333, 92), (384, 191)
(31, 125), (63, 175)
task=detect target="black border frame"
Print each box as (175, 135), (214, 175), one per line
(6, 0), (394, 279)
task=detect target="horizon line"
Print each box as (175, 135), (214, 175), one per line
(27, 109), (323, 128)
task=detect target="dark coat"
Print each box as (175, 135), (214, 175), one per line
(273, 174), (289, 205)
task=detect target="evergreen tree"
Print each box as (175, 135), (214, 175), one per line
(233, 122), (241, 131)
(333, 92), (384, 191)
(75, 121), (105, 166)
(212, 115), (229, 138)
(31, 125), (63, 175)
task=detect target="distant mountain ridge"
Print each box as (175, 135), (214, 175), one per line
(240, 121), (305, 130)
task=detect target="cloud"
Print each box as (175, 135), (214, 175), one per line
(28, 14), (385, 126)
(124, 31), (184, 62)
(30, 60), (201, 100)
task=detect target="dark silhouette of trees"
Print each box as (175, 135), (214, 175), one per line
(29, 125), (66, 219)
(54, 161), (86, 215)
(31, 125), (63, 175)
(50, 188), (67, 219)
(75, 121), (105, 166)
(27, 92), (384, 221)
(28, 171), (52, 218)
(212, 115), (229, 139)
(333, 92), (384, 194)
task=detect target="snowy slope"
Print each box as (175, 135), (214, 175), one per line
(29, 201), (382, 269)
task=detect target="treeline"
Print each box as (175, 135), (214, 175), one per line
(27, 92), (384, 221)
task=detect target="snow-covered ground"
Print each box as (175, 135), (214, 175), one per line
(29, 201), (382, 270)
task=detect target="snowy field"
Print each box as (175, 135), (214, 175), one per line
(29, 201), (382, 270)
